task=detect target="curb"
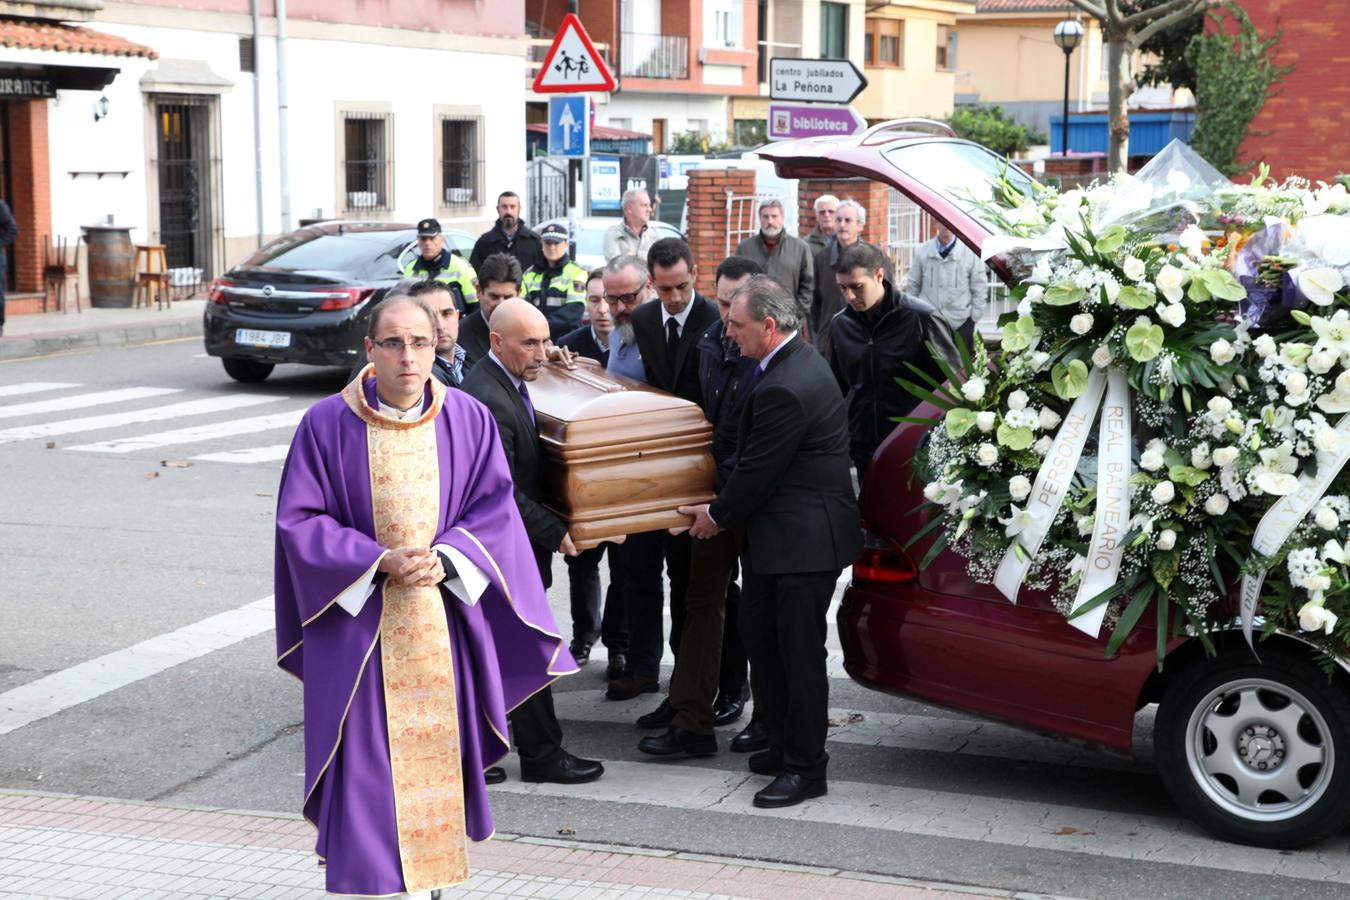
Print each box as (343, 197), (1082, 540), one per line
(0, 317), (202, 361)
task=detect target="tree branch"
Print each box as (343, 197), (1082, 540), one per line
(1067, 0), (1109, 24)
(1120, 0), (1202, 30)
(1134, 0), (1219, 46)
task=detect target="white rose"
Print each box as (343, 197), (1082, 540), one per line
(1123, 256), (1146, 282)
(1077, 515), (1094, 536)
(1103, 278), (1121, 303)
(1308, 574), (1333, 592)
(1210, 339), (1236, 365)
(1316, 506), (1340, 531)
(1039, 407), (1061, 430)
(1179, 224), (1207, 258)
(1297, 266), (1346, 306)
(1069, 313), (1094, 335)
(1155, 264), (1187, 303)
(976, 443), (999, 467)
(962, 377), (986, 402)
(1309, 350), (1337, 374)
(1008, 389), (1029, 411)
(1140, 449), (1165, 471)
(1212, 446), (1239, 467)
(1298, 601), (1339, 635)
(976, 411), (997, 433)
(1155, 528), (1178, 551)
(1092, 345), (1113, 368)
(1157, 303), (1187, 327)
(1316, 426), (1342, 453)
(1253, 334), (1277, 358)
(1017, 297), (1033, 317)
(924, 483), (942, 501)
(1286, 371), (1310, 396)
(1152, 481), (1176, 504)
(1207, 396), (1233, 417)
(1192, 445), (1212, 469)
(1205, 493), (1230, 515)
(1024, 284), (1045, 303)
(1009, 475), (1031, 501)
(1034, 436), (1053, 456)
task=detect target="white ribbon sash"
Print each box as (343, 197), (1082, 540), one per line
(1069, 370), (1132, 637)
(1240, 413), (1350, 647)
(994, 368), (1108, 603)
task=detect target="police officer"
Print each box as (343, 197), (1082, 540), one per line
(404, 217), (478, 311)
(522, 222), (588, 341)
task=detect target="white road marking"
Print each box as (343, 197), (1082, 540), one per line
(191, 444), (292, 464)
(0, 387), (179, 420)
(67, 409), (306, 454)
(0, 597), (274, 737)
(0, 395), (287, 444)
(494, 760), (1350, 883)
(0, 382), (81, 399)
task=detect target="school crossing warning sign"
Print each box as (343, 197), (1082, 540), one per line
(532, 14), (616, 94)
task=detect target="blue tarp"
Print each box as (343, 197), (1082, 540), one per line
(1049, 110), (1195, 156)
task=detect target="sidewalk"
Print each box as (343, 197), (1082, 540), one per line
(0, 791), (1035, 900)
(0, 300), (206, 361)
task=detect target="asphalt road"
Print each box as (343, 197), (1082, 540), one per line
(2, 340), (1348, 900)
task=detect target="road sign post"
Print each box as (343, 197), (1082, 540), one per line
(548, 95), (590, 158)
(767, 103), (865, 140)
(533, 14), (616, 94)
(769, 58), (867, 104)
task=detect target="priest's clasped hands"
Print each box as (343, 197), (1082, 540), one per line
(378, 546), (446, 587)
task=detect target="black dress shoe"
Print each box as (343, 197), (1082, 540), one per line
(636, 697), (676, 729)
(606, 674), (659, 700)
(712, 685), (749, 727)
(753, 772), (827, 808)
(519, 751), (604, 785)
(748, 748), (783, 776)
(605, 653), (628, 681)
(638, 726), (718, 757)
(730, 719), (770, 753)
(484, 766), (506, 785)
(569, 640), (593, 667)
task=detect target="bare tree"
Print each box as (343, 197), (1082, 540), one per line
(1067, 0), (1219, 173)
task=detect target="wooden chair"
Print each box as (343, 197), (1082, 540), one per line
(42, 235), (83, 314)
(134, 244), (171, 310)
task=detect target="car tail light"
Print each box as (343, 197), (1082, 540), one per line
(208, 278), (236, 304)
(318, 287), (375, 311)
(853, 525), (918, 583)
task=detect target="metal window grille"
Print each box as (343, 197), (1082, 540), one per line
(439, 114), (484, 210)
(238, 37), (255, 74)
(342, 111), (394, 213)
(724, 192), (779, 256)
(153, 93), (225, 297)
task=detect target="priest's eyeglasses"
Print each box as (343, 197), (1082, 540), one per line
(372, 337), (436, 352)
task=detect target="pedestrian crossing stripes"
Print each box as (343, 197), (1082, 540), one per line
(0, 387), (180, 420)
(67, 409), (307, 455)
(0, 381), (80, 399)
(0, 395), (286, 444)
(191, 444), (292, 465)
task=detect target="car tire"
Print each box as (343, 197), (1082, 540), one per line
(1154, 647), (1350, 848)
(222, 358), (275, 383)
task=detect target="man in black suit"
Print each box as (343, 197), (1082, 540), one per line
(681, 275), (861, 809)
(461, 298), (604, 787)
(457, 252), (522, 370)
(349, 280), (466, 387)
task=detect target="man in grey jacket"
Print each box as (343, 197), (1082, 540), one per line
(904, 224), (987, 347)
(734, 198), (813, 328)
(803, 194), (838, 257)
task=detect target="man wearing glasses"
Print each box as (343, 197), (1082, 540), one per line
(348, 280), (465, 388)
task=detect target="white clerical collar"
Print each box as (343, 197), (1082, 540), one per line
(377, 395), (427, 421)
(488, 350), (523, 389)
(661, 301), (694, 334)
(758, 331), (798, 371)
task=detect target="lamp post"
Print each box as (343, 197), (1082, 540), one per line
(1053, 19), (1084, 158)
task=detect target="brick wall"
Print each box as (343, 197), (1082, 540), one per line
(797, 178), (892, 247)
(8, 99), (52, 294)
(685, 167), (757, 296)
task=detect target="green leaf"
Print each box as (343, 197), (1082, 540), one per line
(1001, 314), (1036, 352)
(919, 530), (950, 568)
(1043, 281), (1086, 306)
(945, 408), (978, 438)
(1069, 571), (1140, 618)
(1094, 225), (1127, 255)
(1168, 464), (1210, 487)
(1151, 550), (1180, 590)
(1105, 582), (1155, 657)
(1051, 358), (1090, 399)
(896, 377), (958, 413)
(1116, 285), (1155, 309)
(1125, 320), (1165, 361)
(996, 423), (1034, 450)
(902, 509), (949, 550)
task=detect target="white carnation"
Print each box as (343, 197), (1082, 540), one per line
(1253, 334), (1277, 358)
(1192, 444), (1212, 469)
(1309, 350), (1337, 374)
(962, 377), (986, 402)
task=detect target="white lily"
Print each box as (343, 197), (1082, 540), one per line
(999, 503), (1040, 539)
(1323, 538), (1350, 565)
(1310, 309), (1350, 359)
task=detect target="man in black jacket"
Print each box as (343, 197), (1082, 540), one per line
(0, 199), (17, 337)
(809, 199), (891, 361)
(681, 275), (861, 809)
(457, 252), (523, 370)
(349, 280), (466, 387)
(829, 241), (955, 478)
(470, 191), (544, 272)
(461, 298), (604, 787)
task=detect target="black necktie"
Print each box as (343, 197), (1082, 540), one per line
(665, 318), (680, 380)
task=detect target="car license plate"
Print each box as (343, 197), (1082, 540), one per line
(235, 328), (291, 348)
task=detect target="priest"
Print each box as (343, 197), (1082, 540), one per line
(274, 293), (575, 897)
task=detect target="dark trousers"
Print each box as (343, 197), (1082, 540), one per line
(957, 318), (975, 351)
(508, 547), (566, 765)
(719, 576), (748, 701)
(668, 529), (738, 734)
(565, 543), (628, 654)
(739, 567), (839, 780)
(611, 529), (690, 679)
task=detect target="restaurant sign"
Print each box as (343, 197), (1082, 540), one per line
(0, 76), (56, 99)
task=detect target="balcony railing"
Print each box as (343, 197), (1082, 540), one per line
(621, 32), (689, 79)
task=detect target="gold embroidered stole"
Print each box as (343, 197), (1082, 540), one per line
(342, 372), (469, 891)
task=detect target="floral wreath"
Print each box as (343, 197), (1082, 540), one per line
(911, 141), (1350, 667)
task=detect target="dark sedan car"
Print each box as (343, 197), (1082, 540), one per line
(756, 123), (1350, 849)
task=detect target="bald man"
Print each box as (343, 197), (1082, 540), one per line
(461, 299), (604, 786)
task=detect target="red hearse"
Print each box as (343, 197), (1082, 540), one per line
(757, 123), (1350, 849)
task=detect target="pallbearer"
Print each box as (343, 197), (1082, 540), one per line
(274, 293), (575, 896)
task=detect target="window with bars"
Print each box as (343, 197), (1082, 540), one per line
(341, 111), (393, 213)
(865, 18), (903, 68)
(438, 114), (484, 210)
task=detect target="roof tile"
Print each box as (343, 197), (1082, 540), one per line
(0, 19), (157, 59)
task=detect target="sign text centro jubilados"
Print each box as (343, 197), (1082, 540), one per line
(769, 57), (867, 104)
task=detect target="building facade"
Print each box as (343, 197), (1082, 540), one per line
(854, 0), (974, 123)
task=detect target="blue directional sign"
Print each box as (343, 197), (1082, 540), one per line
(548, 95), (589, 158)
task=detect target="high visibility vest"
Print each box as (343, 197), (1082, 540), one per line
(522, 260), (587, 310)
(403, 252), (478, 307)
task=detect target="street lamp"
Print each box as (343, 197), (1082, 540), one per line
(1053, 19), (1084, 157)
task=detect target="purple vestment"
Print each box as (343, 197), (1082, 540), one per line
(274, 378), (575, 895)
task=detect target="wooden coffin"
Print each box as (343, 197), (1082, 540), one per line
(529, 358), (716, 549)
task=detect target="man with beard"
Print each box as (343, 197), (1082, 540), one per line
(804, 194), (838, 257)
(734, 198), (813, 328)
(601, 253), (651, 384)
(810, 199), (892, 361)
(470, 191), (544, 272)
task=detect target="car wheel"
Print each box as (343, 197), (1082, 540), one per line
(1154, 648), (1350, 848)
(222, 358), (275, 383)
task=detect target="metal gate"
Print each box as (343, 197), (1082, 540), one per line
(526, 157), (569, 226)
(153, 95), (224, 295)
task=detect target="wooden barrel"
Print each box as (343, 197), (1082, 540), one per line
(82, 225), (136, 307)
